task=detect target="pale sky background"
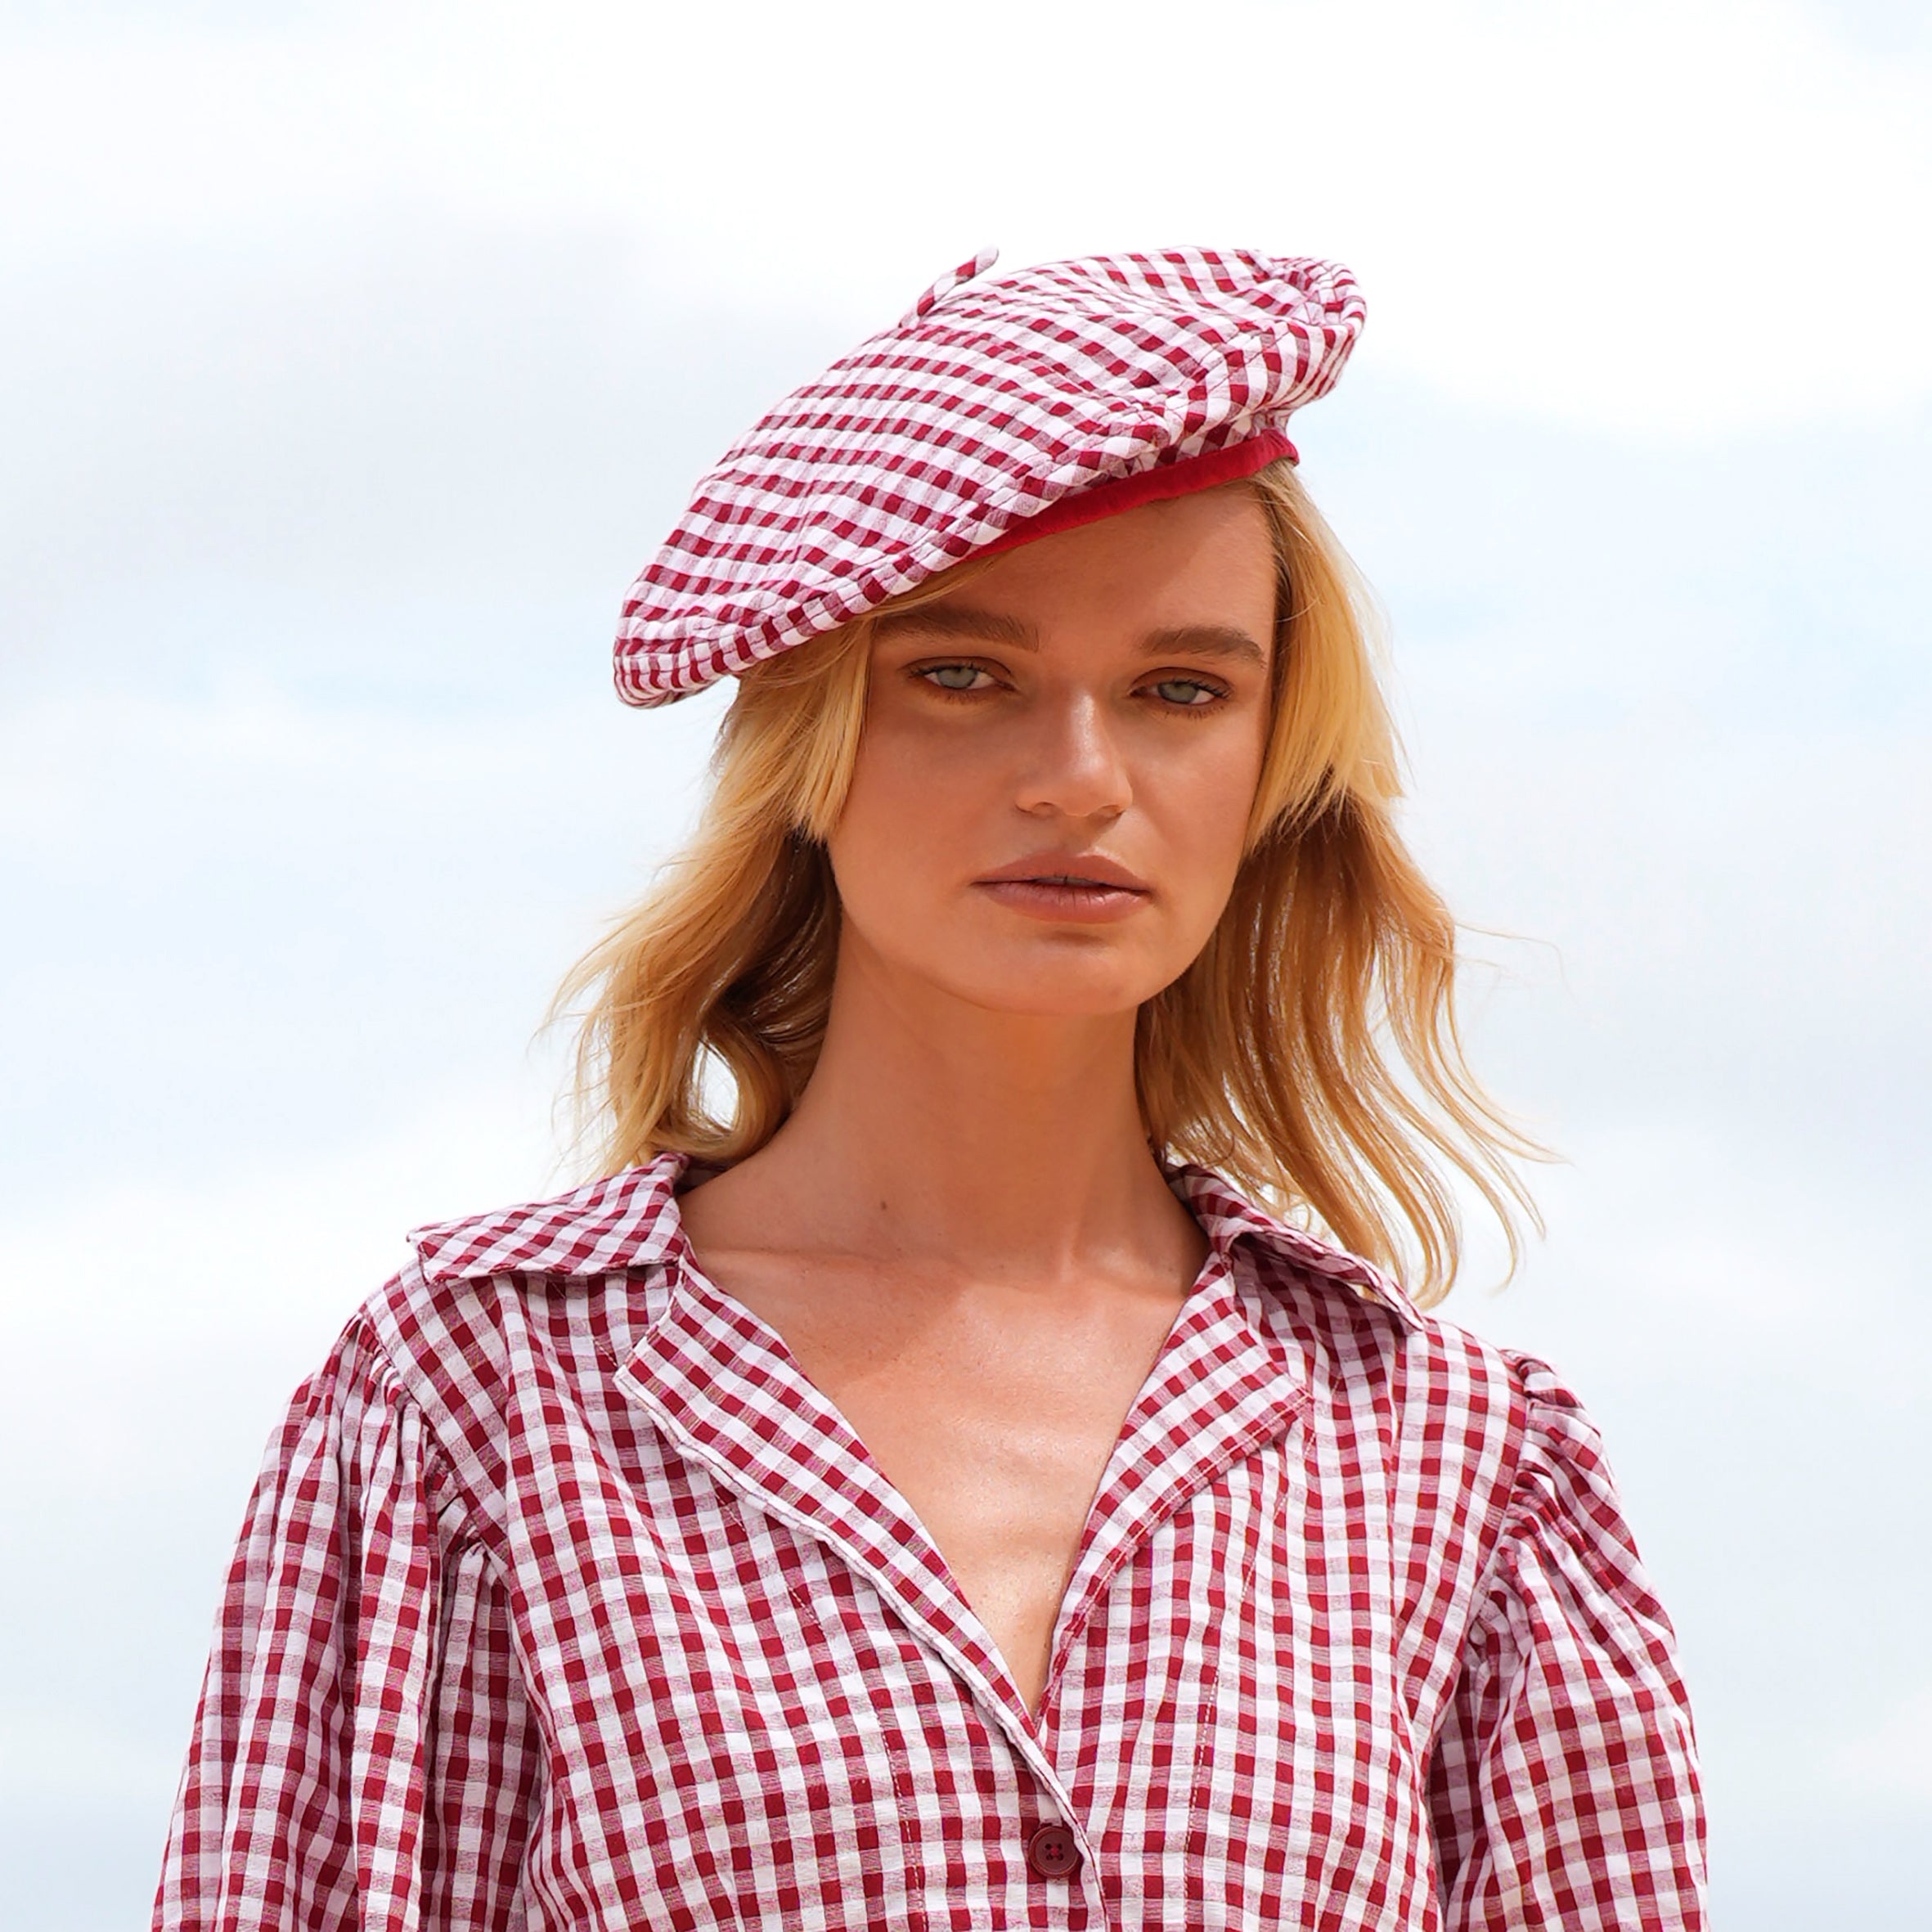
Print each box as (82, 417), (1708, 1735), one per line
(1, 1), (1927, 1925)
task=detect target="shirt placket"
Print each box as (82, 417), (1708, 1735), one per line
(1031, 1248), (1309, 1887)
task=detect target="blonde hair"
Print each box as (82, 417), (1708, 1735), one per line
(557, 461), (1541, 1303)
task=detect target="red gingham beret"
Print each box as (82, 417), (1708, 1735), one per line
(614, 247), (1367, 707)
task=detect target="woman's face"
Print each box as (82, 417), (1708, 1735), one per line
(827, 483), (1277, 1019)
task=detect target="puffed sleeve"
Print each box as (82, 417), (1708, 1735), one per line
(154, 1315), (542, 1931)
(1427, 1355), (1707, 1929)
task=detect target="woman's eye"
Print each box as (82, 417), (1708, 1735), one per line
(1150, 676), (1221, 707)
(919, 663), (995, 693)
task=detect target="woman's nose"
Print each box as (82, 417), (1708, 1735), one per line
(1014, 693), (1132, 822)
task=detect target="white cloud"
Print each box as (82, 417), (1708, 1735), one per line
(2, 1), (1925, 436)
(1830, 1683), (1932, 1805)
(0, 1714), (190, 1809)
(0, 1085), (563, 1489)
(0, 665), (730, 1227)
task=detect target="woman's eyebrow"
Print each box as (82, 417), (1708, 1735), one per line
(876, 609), (1267, 666)
(1139, 625), (1269, 667)
(874, 605), (1039, 648)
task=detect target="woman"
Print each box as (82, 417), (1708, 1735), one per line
(157, 249), (1705, 1928)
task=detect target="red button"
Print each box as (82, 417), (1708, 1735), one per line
(1027, 1822), (1081, 1878)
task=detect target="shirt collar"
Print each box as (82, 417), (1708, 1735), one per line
(1161, 1161), (1426, 1327)
(411, 1150), (1426, 1328)
(409, 1157), (685, 1284)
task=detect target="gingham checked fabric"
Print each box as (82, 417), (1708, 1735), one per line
(155, 1156), (1705, 1930)
(613, 248), (1366, 707)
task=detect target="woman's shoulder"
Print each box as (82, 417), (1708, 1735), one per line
(1255, 1231), (1582, 1471)
(329, 1160), (688, 1478)
(1184, 1166), (1601, 1545)
(1221, 1205), (1625, 1600)
(1275, 1249), (1571, 1436)
(1179, 1162), (1557, 1431)
(400, 1154), (687, 1297)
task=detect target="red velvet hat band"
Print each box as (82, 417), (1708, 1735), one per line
(972, 428), (1299, 561)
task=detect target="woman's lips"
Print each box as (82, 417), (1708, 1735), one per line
(972, 862), (1152, 924)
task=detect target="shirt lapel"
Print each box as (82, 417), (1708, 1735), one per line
(614, 1244), (1059, 1764)
(1042, 1238), (1310, 1705)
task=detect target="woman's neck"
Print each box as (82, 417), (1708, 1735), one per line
(699, 931), (1196, 1284)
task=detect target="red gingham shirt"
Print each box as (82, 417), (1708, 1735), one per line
(156, 1156), (1705, 1929)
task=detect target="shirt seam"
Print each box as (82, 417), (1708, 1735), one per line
(345, 1305), (518, 1579)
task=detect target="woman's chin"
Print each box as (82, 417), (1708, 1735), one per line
(842, 908), (1194, 1021)
(923, 958), (1172, 1022)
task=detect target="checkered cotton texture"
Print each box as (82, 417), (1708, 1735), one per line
(155, 1157), (1705, 1930)
(613, 248), (1367, 707)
